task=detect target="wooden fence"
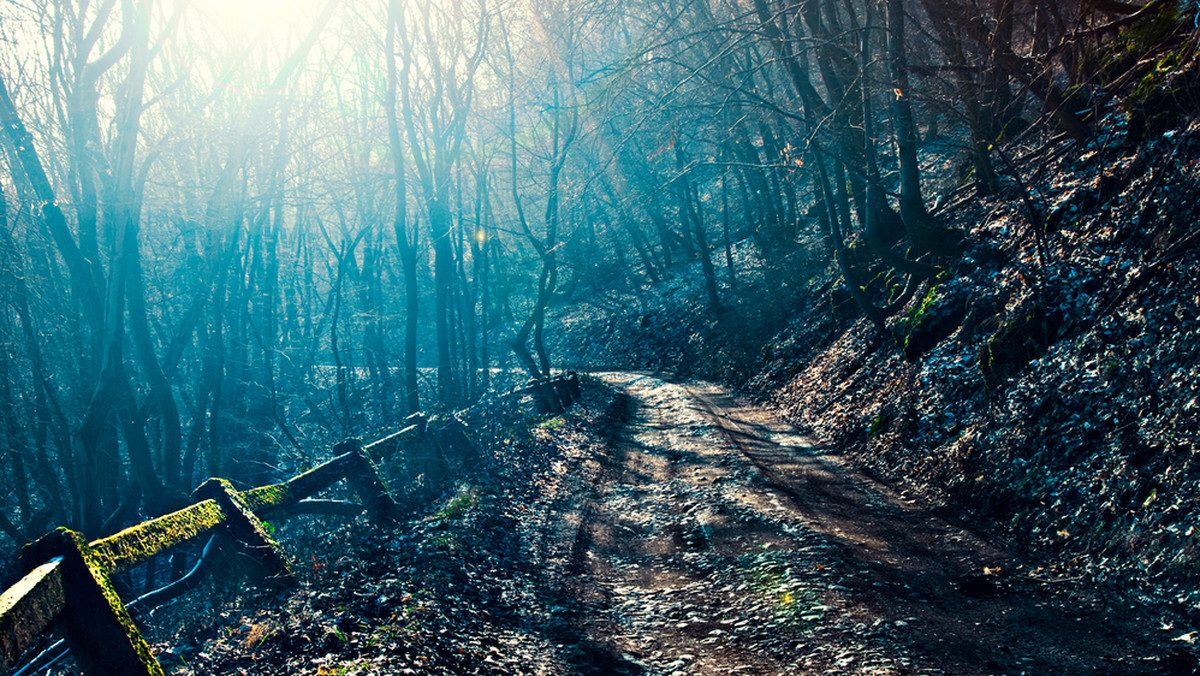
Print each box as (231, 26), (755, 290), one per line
(513, 372), (582, 415)
(0, 373), (583, 676)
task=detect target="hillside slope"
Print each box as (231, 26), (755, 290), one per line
(553, 109), (1200, 623)
(756, 114), (1200, 619)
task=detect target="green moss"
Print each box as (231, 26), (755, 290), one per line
(894, 283), (964, 361)
(1125, 40), (1195, 140)
(1132, 52), (1182, 101)
(900, 285), (941, 335)
(868, 412), (893, 439)
(89, 500), (227, 574)
(979, 303), (1062, 390)
(1096, 3), (1194, 141)
(538, 416), (566, 432)
(1111, 4), (1182, 65)
(24, 529), (164, 675)
(240, 483), (295, 513)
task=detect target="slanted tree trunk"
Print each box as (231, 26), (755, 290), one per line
(928, 12), (999, 196)
(917, 0), (1090, 141)
(860, 0), (938, 280)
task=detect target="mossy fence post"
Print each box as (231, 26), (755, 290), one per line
(0, 557), (63, 668)
(0, 391), (572, 675)
(192, 478), (297, 588)
(526, 378), (558, 414)
(337, 439), (401, 525)
(0, 415), (429, 676)
(22, 529), (164, 676)
(565, 372), (582, 402)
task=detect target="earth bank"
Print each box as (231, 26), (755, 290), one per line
(552, 115), (1200, 630)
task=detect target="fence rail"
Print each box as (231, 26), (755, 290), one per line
(0, 374), (582, 676)
(511, 372), (582, 414)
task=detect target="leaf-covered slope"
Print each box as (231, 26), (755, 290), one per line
(756, 114), (1200, 618)
(552, 112), (1200, 623)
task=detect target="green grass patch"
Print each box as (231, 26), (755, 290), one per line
(736, 547), (828, 634)
(431, 490), (477, 521)
(538, 416), (567, 432)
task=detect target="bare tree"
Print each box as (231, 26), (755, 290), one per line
(396, 0), (488, 406)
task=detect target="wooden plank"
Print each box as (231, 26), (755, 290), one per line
(89, 499), (227, 575)
(194, 479), (296, 589)
(242, 422), (423, 516)
(362, 422), (423, 464)
(241, 452), (356, 516)
(25, 529), (164, 676)
(238, 481), (298, 514)
(0, 558), (64, 671)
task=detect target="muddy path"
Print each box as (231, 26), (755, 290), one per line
(550, 372), (1179, 675)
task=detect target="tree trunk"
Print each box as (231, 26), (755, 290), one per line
(431, 195), (456, 404)
(720, 176), (738, 294)
(387, 0), (421, 414)
(675, 146), (721, 317)
(861, 0), (939, 279)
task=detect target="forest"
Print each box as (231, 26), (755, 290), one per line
(1, 0), (1199, 673)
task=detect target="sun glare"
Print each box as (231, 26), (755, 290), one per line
(171, 0), (335, 52)
(155, 0), (344, 97)
(193, 0), (295, 35)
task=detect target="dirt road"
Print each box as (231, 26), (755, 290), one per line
(164, 372), (1186, 676)
(548, 372), (1177, 675)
